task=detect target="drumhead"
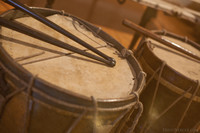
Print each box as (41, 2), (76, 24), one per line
(0, 13), (135, 99)
(146, 34), (200, 81)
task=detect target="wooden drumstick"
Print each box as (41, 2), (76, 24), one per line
(123, 19), (200, 61)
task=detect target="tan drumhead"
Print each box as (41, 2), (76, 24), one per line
(0, 14), (135, 99)
(147, 36), (200, 81)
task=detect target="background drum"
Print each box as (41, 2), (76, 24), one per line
(134, 30), (200, 133)
(131, 0), (200, 23)
(0, 8), (145, 133)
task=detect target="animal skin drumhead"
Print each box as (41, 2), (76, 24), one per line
(147, 36), (200, 81)
(0, 14), (135, 99)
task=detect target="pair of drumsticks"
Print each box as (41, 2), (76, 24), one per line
(0, 0), (116, 67)
(0, 0), (199, 67)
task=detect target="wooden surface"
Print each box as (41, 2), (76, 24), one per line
(100, 25), (133, 48)
(0, 1), (13, 14)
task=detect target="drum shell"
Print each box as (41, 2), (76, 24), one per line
(0, 71), (130, 133)
(0, 8), (145, 133)
(134, 32), (200, 133)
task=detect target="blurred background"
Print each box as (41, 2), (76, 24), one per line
(0, 0), (200, 48)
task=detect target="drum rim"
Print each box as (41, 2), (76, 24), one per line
(137, 30), (200, 99)
(0, 7), (145, 111)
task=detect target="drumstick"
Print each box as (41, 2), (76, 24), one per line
(123, 19), (200, 61)
(0, 17), (115, 67)
(2, 0), (116, 65)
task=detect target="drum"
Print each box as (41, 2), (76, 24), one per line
(134, 30), (200, 133)
(0, 8), (145, 133)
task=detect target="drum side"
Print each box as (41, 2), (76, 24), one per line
(135, 40), (200, 132)
(137, 43), (199, 95)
